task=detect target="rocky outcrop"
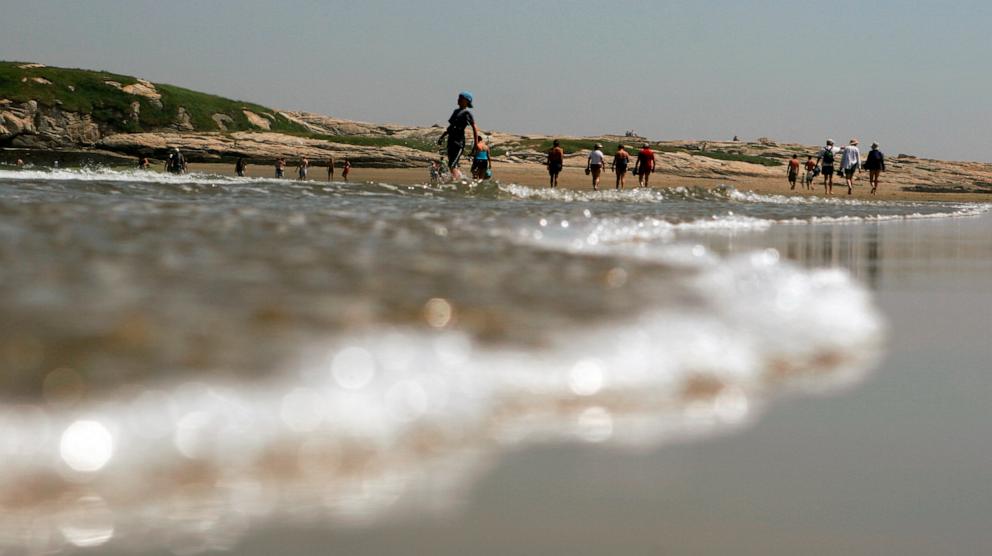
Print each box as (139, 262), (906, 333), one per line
(1, 100), (103, 148)
(243, 110), (271, 130)
(98, 131), (434, 167)
(212, 113), (234, 131)
(175, 107), (194, 131)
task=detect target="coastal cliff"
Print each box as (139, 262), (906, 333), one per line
(2, 62), (991, 195)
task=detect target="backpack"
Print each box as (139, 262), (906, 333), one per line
(822, 149), (834, 164)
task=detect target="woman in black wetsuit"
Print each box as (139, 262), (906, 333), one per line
(436, 91), (479, 181)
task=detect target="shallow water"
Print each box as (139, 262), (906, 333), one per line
(0, 168), (987, 554)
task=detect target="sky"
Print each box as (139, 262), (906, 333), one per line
(2, 0), (990, 161)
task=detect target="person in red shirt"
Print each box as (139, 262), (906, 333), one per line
(788, 154), (800, 190)
(635, 143), (656, 187)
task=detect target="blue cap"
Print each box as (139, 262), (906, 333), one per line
(459, 90), (473, 107)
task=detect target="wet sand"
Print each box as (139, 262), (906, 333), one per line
(187, 162), (992, 203)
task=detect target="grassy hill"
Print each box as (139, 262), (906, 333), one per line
(0, 61), (308, 134)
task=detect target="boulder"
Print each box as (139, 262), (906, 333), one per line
(175, 107), (194, 131)
(243, 110), (271, 130)
(212, 113), (234, 131)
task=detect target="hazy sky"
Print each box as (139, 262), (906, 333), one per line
(2, 0), (990, 161)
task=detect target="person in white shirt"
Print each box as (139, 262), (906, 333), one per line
(840, 138), (862, 195)
(586, 143), (606, 191)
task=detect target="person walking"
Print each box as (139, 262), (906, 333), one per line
(803, 156), (817, 190)
(586, 143), (606, 191)
(840, 138), (861, 195)
(816, 139), (841, 195)
(547, 139), (564, 188)
(787, 154), (800, 190)
(436, 91), (479, 181)
(864, 142), (885, 195)
(326, 156), (335, 181)
(611, 144), (630, 190)
(342, 158), (351, 181)
(635, 143), (656, 187)
(275, 157), (285, 178)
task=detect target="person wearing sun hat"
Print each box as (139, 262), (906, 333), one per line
(840, 138), (862, 195)
(436, 90), (479, 180)
(816, 138), (841, 195)
(863, 141), (886, 195)
(586, 143), (606, 191)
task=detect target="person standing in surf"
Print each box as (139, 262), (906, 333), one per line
(864, 142), (885, 195)
(275, 157), (285, 179)
(165, 147), (186, 174)
(471, 135), (491, 179)
(342, 158), (351, 181)
(436, 91), (479, 181)
(235, 157), (248, 177)
(611, 144), (630, 190)
(298, 156), (309, 181)
(326, 156), (335, 181)
(547, 139), (564, 188)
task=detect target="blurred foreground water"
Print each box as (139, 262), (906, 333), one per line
(0, 168), (987, 554)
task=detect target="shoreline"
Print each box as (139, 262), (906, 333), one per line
(182, 162), (992, 203)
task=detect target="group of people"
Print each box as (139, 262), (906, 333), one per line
(787, 139), (886, 195)
(575, 142), (657, 191)
(267, 156), (352, 181)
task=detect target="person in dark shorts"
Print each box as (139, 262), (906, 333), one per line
(275, 157), (285, 179)
(787, 154), (800, 190)
(326, 156), (335, 181)
(586, 143), (606, 191)
(471, 135), (491, 179)
(342, 158), (351, 181)
(611, 144), (630, 190)
(864, 142), (885, 195)
(635, 143), (656, 187)
(816, 139), (840, 195)
(547, 139), (564, 188)
(436, 91), (479, 181)
(235, 157), (247, 177)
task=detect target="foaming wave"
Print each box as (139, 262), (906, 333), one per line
(0, 246), (885, 553)
(0, 167), (269, 185)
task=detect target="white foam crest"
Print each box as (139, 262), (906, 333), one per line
(0, 249), (885, 550)
(0, 167), (288, 186)
(499, 182), (670, 202)
(728, 188), (992, 214)
(510, 214), (776, 260)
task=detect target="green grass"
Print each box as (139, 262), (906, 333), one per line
(0, 61), (308, 134)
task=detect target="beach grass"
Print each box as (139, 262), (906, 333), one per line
(0, 61), (308, 135)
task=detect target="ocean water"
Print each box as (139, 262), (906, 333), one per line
(0, 168), (987, 554)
